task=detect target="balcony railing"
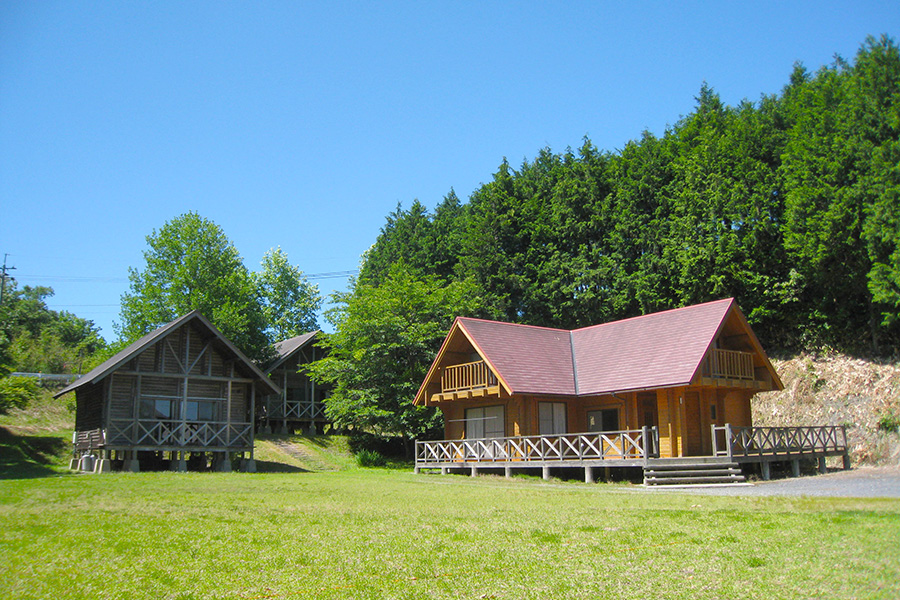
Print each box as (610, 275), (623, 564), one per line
(416, 427), (658, 466)
(441, 360), (498, 393)
(266, 400), (327, 420)
(703, 349), (755, 380)
(104, 419), (253, 449)
(712, 425), (847, 458)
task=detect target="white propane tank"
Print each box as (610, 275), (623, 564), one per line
(80, 453), (95, 472)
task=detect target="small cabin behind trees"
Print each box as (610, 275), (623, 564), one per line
(261, 331), (330, 434)
(414, 298), (850, 484)
(56, 311), (279, 473)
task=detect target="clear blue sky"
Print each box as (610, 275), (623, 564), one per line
(1, 1), (897, 342)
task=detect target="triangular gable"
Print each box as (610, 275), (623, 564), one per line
(55, 311), (280, 398)
(265, 331), (320, 373)
(413, 319), (511, 406)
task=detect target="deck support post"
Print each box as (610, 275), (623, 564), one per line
(504, 465), (512, 478)
(542, 465), (551, 481)
(215, 452), (232, 473)
(440, 466), (448, 475)
(842, 453), (851, 470)
(817, 456), (827, 474)
(791, 459), (800, 478)
(123, 451), (140, 472)
(761, 460), (771, 481)
(470, 465), (478, 477)
(172, 451), (187, 473)
(584, 466), (594, 484)
(413, 466), (421, 475)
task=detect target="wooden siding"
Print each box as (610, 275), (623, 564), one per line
(74, 382), (104, 431)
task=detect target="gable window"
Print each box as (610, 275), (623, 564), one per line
(538, 402), (567, 435)
(587, 408), (620, 433)
(465, 405), (504, 439)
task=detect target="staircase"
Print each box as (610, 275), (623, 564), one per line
(643, 457), (746, 486)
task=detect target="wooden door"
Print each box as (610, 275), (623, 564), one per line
(684, 392), (703, 456)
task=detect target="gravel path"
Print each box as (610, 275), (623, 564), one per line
(645, 466), (900, 497)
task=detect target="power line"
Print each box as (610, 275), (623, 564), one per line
(16, 269), (358, 283)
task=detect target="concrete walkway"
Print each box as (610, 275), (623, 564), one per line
(646, 466), (900, 498)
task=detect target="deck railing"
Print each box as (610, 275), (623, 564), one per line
(104, 419), (253, 449)
(712, 424), (847, 458)
(704, 349), (755, 380)
(267, 400), (327, 420)
(441, 360), (498, 393)
(416, 427), (658, 465)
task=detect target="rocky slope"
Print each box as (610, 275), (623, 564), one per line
(754, 353), (900, 466)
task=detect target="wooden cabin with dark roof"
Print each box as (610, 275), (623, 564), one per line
(414, 299), (850, 484)
(261, 331), (330, 434)
(55, 311), (279, 473)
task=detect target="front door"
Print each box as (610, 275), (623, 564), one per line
(684, 392), (703, 456)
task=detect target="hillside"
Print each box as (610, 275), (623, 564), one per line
(755, 354), (900, 466)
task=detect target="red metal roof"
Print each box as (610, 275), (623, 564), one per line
(571, 298), (733, 394)
(458, 319), (576, 396)
(448, 298), (741, 398)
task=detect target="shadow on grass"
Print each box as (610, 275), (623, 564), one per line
(0, 426), (70, 480)
(253, 460), (309, 474)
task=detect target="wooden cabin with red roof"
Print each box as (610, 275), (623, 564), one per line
(414, 299), (850, 484)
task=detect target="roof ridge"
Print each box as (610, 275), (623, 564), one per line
(572, 297), (734, 334)
(456, 316), (570, 334)
(569, 331), (579, 395)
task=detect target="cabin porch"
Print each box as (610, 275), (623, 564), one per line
(414, 424), (850, 484)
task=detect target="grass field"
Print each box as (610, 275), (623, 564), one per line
(1, 466), (899, 600)
(1, 396), (899, 599)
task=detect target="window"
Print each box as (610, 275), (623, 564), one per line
(465, 405), (504, 439)
(140, 398), (174, 420)
(587, 408), (620, 433)
(538, 402), (567, 435)
(186, 400), (217, 422)
(710, 403), (717, 421)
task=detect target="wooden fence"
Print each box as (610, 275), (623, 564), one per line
(712, 424), (847, 458)
(416, 427), (658, 466)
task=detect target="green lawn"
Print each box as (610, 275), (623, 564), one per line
(1, 468), (898, 600)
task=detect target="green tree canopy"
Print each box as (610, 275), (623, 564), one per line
(256, 247), (322, 341)
(307, 262), (484, 447)
(117, 212), (272, 361)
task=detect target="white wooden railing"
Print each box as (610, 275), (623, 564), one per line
(712, 425), (847, 458)
(105, 419), (253, 449)
(416, 427), (658, 465)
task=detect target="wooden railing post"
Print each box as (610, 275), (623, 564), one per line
(641, 426), (649, 466)
(725, 423), (734, 460)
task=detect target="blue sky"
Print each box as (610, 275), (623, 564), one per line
(1, 1), (897, 342)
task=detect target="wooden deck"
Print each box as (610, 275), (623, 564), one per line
(76, 418), (253, 452)
(415, 424), (850, 483)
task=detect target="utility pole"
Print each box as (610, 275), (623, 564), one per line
(0, 253), (16, 307)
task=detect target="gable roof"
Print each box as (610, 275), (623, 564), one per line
(265, 331), (320, 373)
(414, 298), (782, 404)
(55, 311), (280, 398)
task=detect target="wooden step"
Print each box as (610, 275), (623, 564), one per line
(643, 460), (745, 486)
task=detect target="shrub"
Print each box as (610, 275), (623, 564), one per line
(355, 449), (387, 468)
(0, 376), (41, 414)
(877, 412), (900, 433)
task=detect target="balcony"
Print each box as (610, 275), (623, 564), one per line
(699, 349), (761, 387)
(434, 360), (500, 402)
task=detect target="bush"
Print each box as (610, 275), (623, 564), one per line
(0, 376), (41, 414)
(877, 412), (900, 433)
(355, 449), (387, 468)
